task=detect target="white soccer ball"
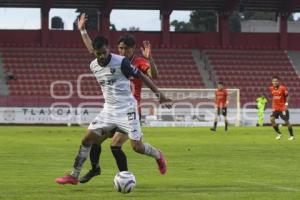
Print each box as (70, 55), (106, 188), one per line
(113, 171), (136, 194)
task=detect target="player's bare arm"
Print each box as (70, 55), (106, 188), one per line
(141, 40), (159, 79)
(78, 13), (93, 54)
(285, 95), (289, 109)
(138, 72), (172, 108)
(226, 96), (230, 106)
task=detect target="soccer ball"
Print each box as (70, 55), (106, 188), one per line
(113, 171), (136, 194)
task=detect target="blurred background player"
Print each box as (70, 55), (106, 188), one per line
(210, 82), (229, 132)
(269, 76), (294, 140)
(77, 13), (161, 183)
(256, 94), (268, 126)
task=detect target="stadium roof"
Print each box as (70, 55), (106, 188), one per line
(0, 0), (300, 13)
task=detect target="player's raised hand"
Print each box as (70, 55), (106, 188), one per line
(141, 40), (151, 59)
(159, 94), (173, 109)
(77, 13), (87, 31)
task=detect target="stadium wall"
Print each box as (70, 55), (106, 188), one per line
(0, 30), (41, 45)
(287, 33), (300, 50)
(1, 106), (299, 126)
(0, 30), (300, 50)
(230, 33), (279, 48)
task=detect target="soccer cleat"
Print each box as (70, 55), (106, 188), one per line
(210, 128), (216, 132)
(55, 174), (78, 185)
(79, 167), (101, 183)
(275, 134), (282, 140)
(156, 151), (167, 174)
(288, 136), (295, 141)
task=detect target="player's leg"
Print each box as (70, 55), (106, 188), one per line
(55, 129), (107, 185)
(79, 143), (102, 183)
(80, 141), (104, 183)
(270, 111), (281, 139)
(79, 126), (116, 183)
(118, 110), (167, 174)
(89, 144), (101, 172)
(129, 138), (166, 174)
(128, 127), (166, 174)
(285, 120), (294, 140)
(223, 108), (228, 131)
(258, 110), (264, 126)
(281, 110), (295, 140)
(110, 131), (129, 171)
(108, 107), (142, 172)
(211, 108), (219, 131)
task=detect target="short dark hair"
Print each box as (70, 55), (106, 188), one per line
(117, 34), (136, 47)
(272, 76), (280, 80)
(218, 82), (224, 85)
(92, 36), (108, 49)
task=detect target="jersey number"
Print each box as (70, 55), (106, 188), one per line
(127, 112), (136, 121)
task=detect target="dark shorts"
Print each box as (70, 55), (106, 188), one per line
(271, 110), (289, 121)
(217, 107), (227, 116)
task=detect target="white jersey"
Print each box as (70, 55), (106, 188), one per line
(90, 53), (140, 113)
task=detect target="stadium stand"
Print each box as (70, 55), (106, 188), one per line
(205, 48), (300, 107)
(0, 46), (204, 106)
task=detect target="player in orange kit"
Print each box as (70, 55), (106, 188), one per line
(269, 76), (294, 140)
(210, 82), (229, 132)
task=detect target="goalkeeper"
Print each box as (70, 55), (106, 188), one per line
(256, 94), (268, 126)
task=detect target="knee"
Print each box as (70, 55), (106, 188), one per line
(131, 142), (144, 154)
(111, 138), (124, 147)
(81, 138), (92, 147)
(111, 139), (123, 147)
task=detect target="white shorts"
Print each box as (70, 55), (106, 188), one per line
(88, 109), (143, 141)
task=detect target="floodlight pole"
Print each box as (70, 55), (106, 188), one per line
(100, 10), (111, 39)
(218, 13), (230, 48)
(100, 0), (114, 42)
(218, 0), (239, 48)
(41, 0), (52, 47)
(279, 13), (288, 50)
(160, 10), (172, 48)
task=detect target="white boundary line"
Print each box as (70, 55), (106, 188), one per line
(235, 180), (300, 192)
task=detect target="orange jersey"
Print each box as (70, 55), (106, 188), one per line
(130, 56), (150, 107)
(269, 85), (288, 111)
(215, 89), (228, 108)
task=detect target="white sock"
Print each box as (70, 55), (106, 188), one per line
(143, 143), (160, 159)
(71, 145), (91, 178)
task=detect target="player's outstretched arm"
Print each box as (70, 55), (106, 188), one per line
(138, 72), (172, 108)
(78, 13), (93, 54)
(121, 58), (171, 108)
(141, 40), (159, 79)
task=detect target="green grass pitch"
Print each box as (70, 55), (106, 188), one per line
(0, 126), (299, 200)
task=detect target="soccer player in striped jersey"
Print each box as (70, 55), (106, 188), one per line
(269, 76), (294, 140)
(210, 82), (229, 132)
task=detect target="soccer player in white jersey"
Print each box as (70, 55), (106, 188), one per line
(77, 13), (160, 183)
(55, 36), (171, 185)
